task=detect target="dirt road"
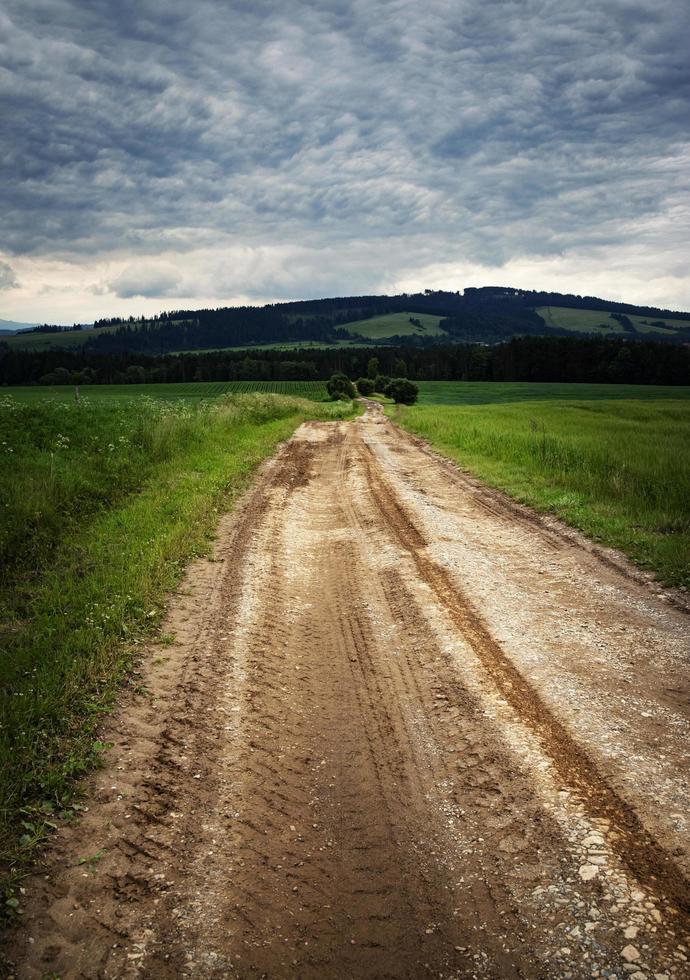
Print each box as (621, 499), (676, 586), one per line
(6, 404), (690, 979)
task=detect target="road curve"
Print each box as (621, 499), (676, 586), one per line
(5, 404), (690, 979)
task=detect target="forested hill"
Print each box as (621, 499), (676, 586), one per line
(8, 287), (690, 353)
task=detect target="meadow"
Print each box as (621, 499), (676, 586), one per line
(342, 311), (445, 339)
(537, 306), (688, 336)
(0, 391), (354, 891)
(392, 383), (690, 588)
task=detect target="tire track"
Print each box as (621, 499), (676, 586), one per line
(357, 427), (690, 920)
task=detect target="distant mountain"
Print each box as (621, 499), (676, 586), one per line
(3, 289), (690, 353)
(0, 318), (38, 334)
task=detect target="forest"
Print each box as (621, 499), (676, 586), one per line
(2, 335), (689, 388)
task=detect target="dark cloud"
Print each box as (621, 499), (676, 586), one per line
(0, 0), (688, 302)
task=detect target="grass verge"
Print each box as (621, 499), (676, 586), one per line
(389, 396), (690, 589)
(0, 392), (353, 904)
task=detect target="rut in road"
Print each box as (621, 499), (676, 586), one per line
(6, 406), (690, 980)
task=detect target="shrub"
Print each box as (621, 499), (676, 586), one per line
(373, 374), (391, 393)
(386, 378), (419, 405)
(356, 377), (375, 396)
(326, 372), (356, 400)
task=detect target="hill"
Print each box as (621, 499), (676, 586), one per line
(4, 288), (690, 354)
(0, 318), (38, 334)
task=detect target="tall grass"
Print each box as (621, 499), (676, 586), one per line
(0, 392), (352, 892)
(394, 398), (690, 587)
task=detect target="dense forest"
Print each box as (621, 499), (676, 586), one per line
(21, 288), (690, 352)
(2, 336), (689, 387)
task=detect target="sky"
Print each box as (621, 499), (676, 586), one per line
(1, 0), (689, 324)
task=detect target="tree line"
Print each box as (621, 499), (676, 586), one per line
(2, 336), (689, 388)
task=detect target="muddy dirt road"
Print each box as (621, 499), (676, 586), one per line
(6, 405), (690, 979)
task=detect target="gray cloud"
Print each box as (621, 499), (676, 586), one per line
(107, 263), (181, 298)
(0, 0), (689, 306)
(0, 261), (19, 289)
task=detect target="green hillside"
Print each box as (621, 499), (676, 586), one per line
(537, 307), (688, 336)
(5, 325), (114, 350)
(343, 312), (445, 339)
(4, 319), (197, 351)
(4, 291), (689, 355)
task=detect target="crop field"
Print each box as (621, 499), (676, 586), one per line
(392, 386), (690, 587)
(415, 380), (690, 404)
(537, 306), (689, 336)
(343, 311), (446, 339)
(5, 380), (330, 402)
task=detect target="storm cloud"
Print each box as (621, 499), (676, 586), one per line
(1, 0), (689, 319)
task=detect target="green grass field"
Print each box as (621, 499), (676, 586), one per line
(9, 380), (690, 405)
(4, 380), (330, 402)
(415, 381), (690, 404)
(537, 306), (689, 336)
(343, 311), (445, 340)
(0, 391), (354, 894)
(391, 383), (690, 588)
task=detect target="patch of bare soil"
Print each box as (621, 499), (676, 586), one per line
(4, 405), (689, 979)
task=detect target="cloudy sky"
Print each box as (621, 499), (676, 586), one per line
(1, 0), (689, 323)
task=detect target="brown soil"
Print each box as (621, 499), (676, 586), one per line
(4, 404), (690, 979)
